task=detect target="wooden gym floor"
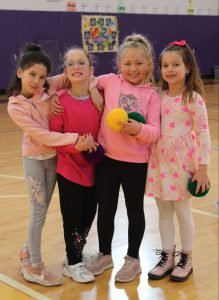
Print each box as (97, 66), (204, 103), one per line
(0, 80), (218, 300)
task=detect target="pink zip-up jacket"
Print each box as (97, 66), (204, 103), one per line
(7, 77), (78, 157)
(97, 73), (161, 163)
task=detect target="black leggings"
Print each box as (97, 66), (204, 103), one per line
(96, 156), (147, 259)
(57, 174), (97, 265)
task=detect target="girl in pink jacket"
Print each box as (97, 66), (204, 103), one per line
(7, 43), (98, 287)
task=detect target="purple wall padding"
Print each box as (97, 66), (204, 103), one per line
(0, 10), (218, 90)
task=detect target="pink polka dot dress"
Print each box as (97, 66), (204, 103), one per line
(146, 92), (211, 201)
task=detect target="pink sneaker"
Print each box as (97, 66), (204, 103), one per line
(148, 249), (175, 280)
(115, 255), (142, 283)
(22, 263), (63, 286)
(85, 253), (114, 275)
(170, 251), (193, 282)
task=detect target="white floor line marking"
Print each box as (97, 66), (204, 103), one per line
(0, 195), (28, 199)
(0, 177), (218, 219)
(0, 273), (52, 300)
(211, 145), (219, 150)
(144, 197), (218, 219)
(0, 194), (59, 199)
(0, 174), (24, 180)
(191, 208), (218, 219)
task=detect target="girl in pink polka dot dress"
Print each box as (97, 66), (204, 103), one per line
(146, 40), (211, 282)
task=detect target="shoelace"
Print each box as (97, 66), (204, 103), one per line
(121, 258), (133, 271)
(174, 252), (188, 269)
(154, 250), (169, 268)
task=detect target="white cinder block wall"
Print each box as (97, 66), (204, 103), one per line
(0, 0), (218, 15)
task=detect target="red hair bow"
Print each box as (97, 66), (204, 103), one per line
(169, 40), (186, 46)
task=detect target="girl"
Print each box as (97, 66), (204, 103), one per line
(146, 40), (211, 282)
(7, 43), (99, 286)
(84, 34), (161, 283)
(50, 47), (101, 283)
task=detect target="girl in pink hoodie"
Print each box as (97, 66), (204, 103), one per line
(7, 43), (99, 286)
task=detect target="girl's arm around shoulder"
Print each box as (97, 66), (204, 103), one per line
(96, 73), (117, 90)
(47, 73), (69, 94)
(135, 90), (161, 143)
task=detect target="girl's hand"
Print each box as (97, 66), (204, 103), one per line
(87, 142), (99, 153)
(191, 165), (210, 194)
(50, 95), (64, 116)
(74, 133), (96, 152)
(120, 119), (141, 136)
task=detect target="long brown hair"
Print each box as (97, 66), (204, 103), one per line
(159, 42), (204, 104)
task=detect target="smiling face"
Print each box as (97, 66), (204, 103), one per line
(64, 49), (93, 84)
(119, 47), (149, 85)
(17, 63), (48, 98)
(161, 50), (189, 89)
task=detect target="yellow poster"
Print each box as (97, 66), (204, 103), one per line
(81, 15), (118, 53)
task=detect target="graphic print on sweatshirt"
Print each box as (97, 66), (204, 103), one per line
(118, 93), (139, 113)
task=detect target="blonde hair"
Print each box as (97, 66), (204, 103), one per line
(116, 34), (155, 85)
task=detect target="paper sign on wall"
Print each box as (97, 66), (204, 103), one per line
(81, 15), (118, 53)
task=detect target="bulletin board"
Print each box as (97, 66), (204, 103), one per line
(81, 15), (118, 53)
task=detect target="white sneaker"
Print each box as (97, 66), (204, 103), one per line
(62, 252), (99, 267)
(22, 263), (62, 286)
(63, 262), (95, 283)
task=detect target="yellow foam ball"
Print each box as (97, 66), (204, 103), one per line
(106, 108), (128, 131)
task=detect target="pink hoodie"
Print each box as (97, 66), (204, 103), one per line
(8, 79), (78, 157)
(98, 73), (161, 163)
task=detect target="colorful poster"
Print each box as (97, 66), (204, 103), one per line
(81, 15), (118, 53)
